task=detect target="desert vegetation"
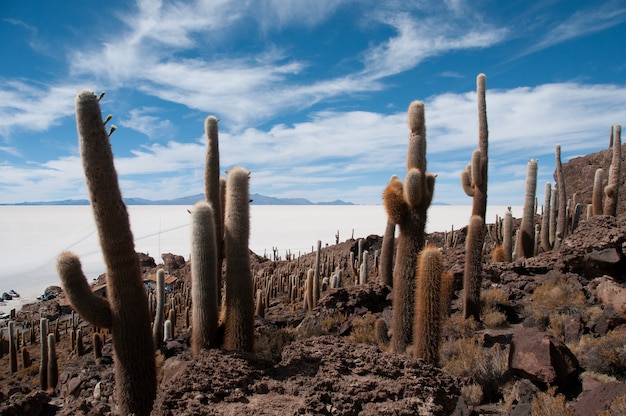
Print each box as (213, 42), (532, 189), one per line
(1, 77), (625, 415)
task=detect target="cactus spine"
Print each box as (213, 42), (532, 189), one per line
(56, 91), (156, 416)
(153, 268), (165, 349)
(190, 201), (219, 355)
(461, 74), (489, 320)
(223, 166), (254, 352)
(517, 160), (538, 258)
(604, 125), (621, 216)
(412, 245), (443, 365)
(383, 101), (435, 353)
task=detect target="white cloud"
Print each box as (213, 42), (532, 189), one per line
(118, 108), (174, 139)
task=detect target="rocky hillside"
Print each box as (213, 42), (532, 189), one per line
(1, 144), (625, 415)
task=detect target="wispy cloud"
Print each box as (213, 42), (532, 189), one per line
(522, 0), (626, 56)
(118, 108), (174, 139)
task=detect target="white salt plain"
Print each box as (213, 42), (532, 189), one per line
(0, 204), (522, 314)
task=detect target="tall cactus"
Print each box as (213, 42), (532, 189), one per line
(39, 318), (48, 390)
(190, 201), (219, 355)
(592, 168), (604, 216)
(541, 182), (553, 252)
(223, 166), (254, 352)
(47, 333), (58, 390)
(503, 207), (513, 262)
(8, 321), (17, 373)
(152, 268), (165, 349)
(57, 91), (156, 416)
(461, 74), (489, 320)
(204, 116), (224, 300)
(383, 101), (435, 353)
(554, 145), (567, 251)
(517, 159), (538, 258)
(412, 245), (443, 365)
(604, 125), (622, 216)
(379, 216), (395, 286)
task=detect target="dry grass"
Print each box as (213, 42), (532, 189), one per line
(526, 277), (587, 330)
(530, 387), (574, 416)
(481, 286), (510, 329)
(598, 394), (626, 416)
(440, 337), (508, 396)
(461, 383), (483, 406)
(255, 326), (296, 363)
(572, 329), (626, 380)
(442, 314), (480, 340)
(347, 312), (378, 345)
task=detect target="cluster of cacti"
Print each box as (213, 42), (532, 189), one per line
(461, 74), (489, 321)
(383, 100), (435, 353)
(56, 91), (156, 416)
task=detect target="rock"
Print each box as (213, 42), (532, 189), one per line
(137, 252), (156, 268)
(506, 378), (539, 416)
(509, 327), (580, 384)
(161, 253), (186, 271)
(595, 276), (626, 318)
(574, 379), (626, 416)
(93, 381), (101, 400)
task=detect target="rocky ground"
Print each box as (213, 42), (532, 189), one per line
(1, 146), (625, 416)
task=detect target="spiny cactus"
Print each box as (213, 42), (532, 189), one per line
(93, 332), (103, 360)
(383, 101), (435, 353)
(9, 321), (17, 373)
(223, 166), (254, 352)
(461, 74), (489, 320)
(190, 201), (219, 356)
(517, 159), (538, 258)
(153, 268), (165, 349)
(313, 240), (321, 306)
(604, 125), (621, 216)
(374, 318), (390, 346)
(56, 91), (156, 416)
(412, 245), (443, 365)
(541, 182), (553, 252)
(47, 333), (58, 390)
(502, 207), (513, 262)
(204, 116), (224, 300)
(39, 318), (48, 390)
(463, 215), (485, 320)
(554, 145), (567, 251)
(592, 168), (604, 216)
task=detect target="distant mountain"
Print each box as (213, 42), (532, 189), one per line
(4, 193), (356, 206)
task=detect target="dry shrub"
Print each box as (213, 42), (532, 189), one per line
(441, 337), (508, 397)
(527, 277), (586, 328)
(530, 387), (574, 416)
(255, 326), (296, 363)
(443, 314), (479, 340)
(321, 312), (346, 334)
(461, 383), (483, 406)
(483, 311), (508, 329)
(573, 329), (626, 380)
(348, 312), (378, 345)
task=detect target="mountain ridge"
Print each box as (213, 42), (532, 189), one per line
(2, 193), (357, 206)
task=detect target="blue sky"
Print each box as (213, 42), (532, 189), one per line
(1, 0), (625, 206)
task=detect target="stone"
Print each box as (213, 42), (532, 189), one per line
(509, 327), (579, 384)
(595, 276), (626, 318)
(574, 379), (626, 416)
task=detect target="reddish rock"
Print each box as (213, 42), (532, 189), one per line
(574, 379), (626, 416)
(509, 327), (579, 384)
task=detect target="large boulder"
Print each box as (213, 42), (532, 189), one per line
(509, 327), (579, 384)
(595, 276), (626, 318)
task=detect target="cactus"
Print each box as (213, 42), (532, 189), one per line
(56, 91), (156, 416)
(222, 166), (254, 352)
(164, 320), (173, 342)
(9, 321), (17, 373)
(255, 289), (265, 318)
(93, 332), (103, 359)
(492, 245), (506, 262)
(461, 74), (489, 320)
(360, 250), (369, 285)
(592, 168), (604, 216)
(76, 328), (84, 356)
(47, 333), (58, 390)
(152, 269), (165, 349)
(413, 245), (443, 365)
(549, 188), (557, 247)
(383, 101), (435, 353)
(39, 318), (48, 390)
(502, 208), (513, 262)
(440, 270), (454, 318)
(21, 347), (31, 368)
(313, 240), (321, 306)
(190, 201), (219, 356)
(374, 318), (390, 346)
(463, 216), (485, 320)
(604, 125), (622, 216)
(554, 145), (567, 251)
(204, 116), (224, 301)
(517, 159), (538, 259)
(304, 269), (314, 311)
(541, 182), (553, 252)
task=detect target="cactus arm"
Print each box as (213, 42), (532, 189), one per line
(57, 252), (112, 329)
(461, 166), (474, 197)
(383, 176), (408, 225)
(404, 168), (423, 207)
